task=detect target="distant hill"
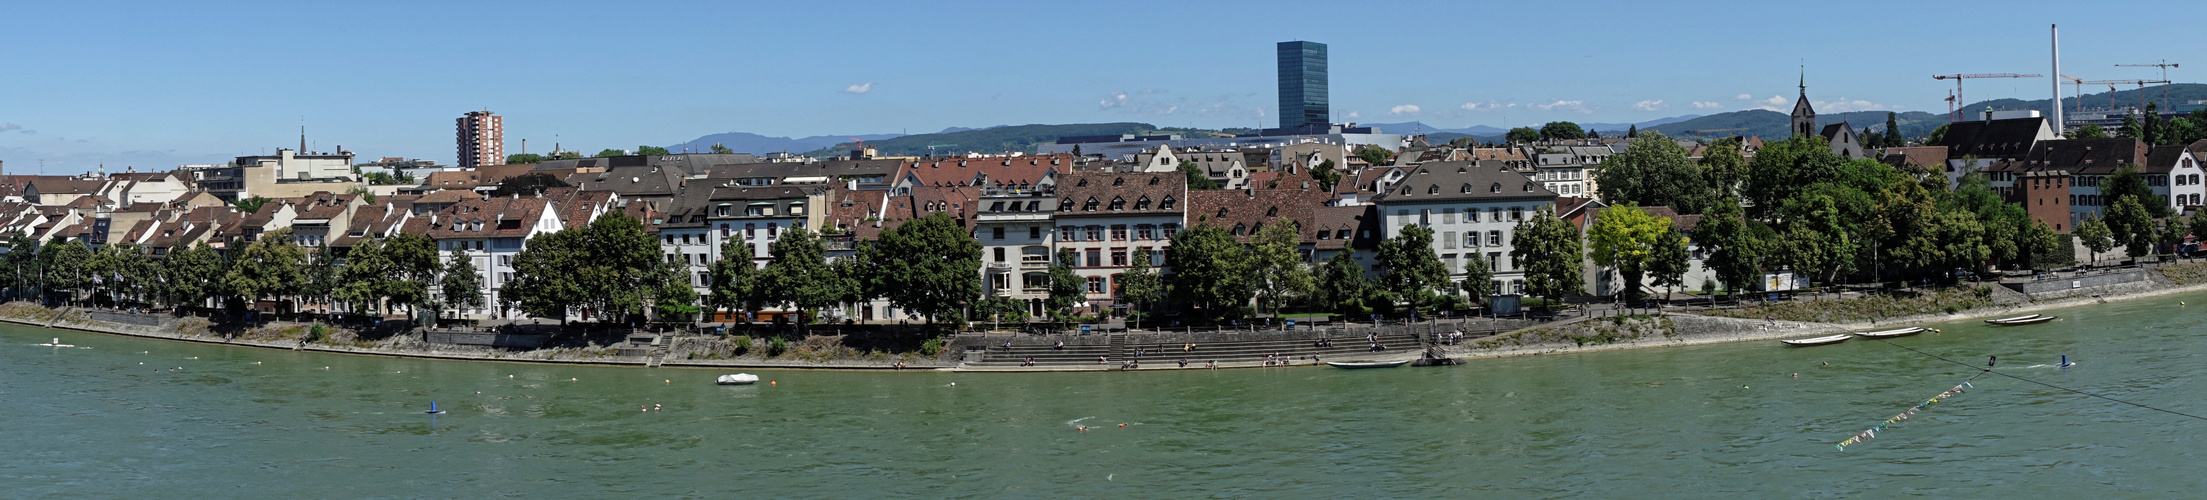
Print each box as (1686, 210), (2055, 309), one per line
(1642, 109), (1945, 141)
(669, 132), (904, 155)
(1359, 122), (1508, 136)
(799, 123), (1161, 157)
(1963, 82), (2207, 118)
(1581, 114), (1705, 133)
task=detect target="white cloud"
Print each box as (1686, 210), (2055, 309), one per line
(1531, 100), (1592, 114)
(1763, 95), (1787, 106)
(0, 123), (28, 134)
(1346, 111), (1362, 119)
(1814, 98), (1890, 112)
(1460, 101), (1518, 111)
(1099, 91), (1129, 109)
(1389, 104), (1422, 116)
(1631, 100), (1667, 111)
(842, 82), (875, 94)
(1692, 101), (1723, 109)
(1734, 93), (1754, 101)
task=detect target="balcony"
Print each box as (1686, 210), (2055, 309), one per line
(986, 261), (1013, 272)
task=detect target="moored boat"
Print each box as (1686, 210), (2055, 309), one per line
(1781, 334), (1853, 346)
(1854, 327), (1927, 339)
(716, 373), (760, 385)
(1985, 314), (2056, 326)
(1325, 360), (1411, 369)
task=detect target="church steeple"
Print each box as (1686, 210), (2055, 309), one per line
(1790, 66), (1817, 138)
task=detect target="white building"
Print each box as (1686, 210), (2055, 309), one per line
(1371, 161), (1560, 296)
(1052, 171), (1187, 314)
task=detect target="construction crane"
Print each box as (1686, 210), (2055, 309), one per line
(2059, 75), (2087, 113)
(2115, 60), (2180, 108)
(2084, 79), (2172, 115)
(1932, 73), (2042, 122)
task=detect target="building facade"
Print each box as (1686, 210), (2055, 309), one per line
(1277, 41), (1328, 129)
(457, 111), (504, 169)
(1372, 161), (1560, 296)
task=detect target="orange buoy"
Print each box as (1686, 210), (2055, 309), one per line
(769, 381), (776, 386)
(1118, 424), (1126, 428)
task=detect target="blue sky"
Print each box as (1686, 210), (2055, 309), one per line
(0, 0), (2198, 172)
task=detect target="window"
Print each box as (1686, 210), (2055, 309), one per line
(1510, 207), (1523, 221)
(1030, 226), (1042, 239)
(1111, 249), (1127, 266)
(1465, 232), (1478, 248)
(1109, 197), (1125, 210)
(1087, 225), (1103, 241)
(1443, 232), (1457, 249)
(1163, 223), (1179, 239)
(1159, 196), (1176, 210)
(1420, 209), (1431, 225)
(1443, 208), (1456, 224)
(717, 206), (731, 217)
(1442, 253), (1457, 272)
(746, 223), (756, 238)
(1466, 209), (1479, 223)
(1086, 249), (1101, 267)
(719, 224), (729, 238)
(1488, 252), (1501, 271)
(1337, 229), (1350, 240)
(767, 223), (778, 237)
(1083, 197), (1100, 211)
(1061, 226), (1077, 241)
(789, 203), (804, 215)
(1428, 185), (1440, 194)
(1487, 230), (1502, 247)
(1111, 225), (1128, 240)
(1232, 223), (1247, 237)
(994, 247), (1006, 262)
(1137, 224), (1154, 240)
(1086, 276), (1104, 294)
(993, 227), (1005, 239)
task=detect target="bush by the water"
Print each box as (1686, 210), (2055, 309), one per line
(1471, 315), (1675, 349)
(1704, 286), (1996, 323)
(2161, 261), (2207, 285)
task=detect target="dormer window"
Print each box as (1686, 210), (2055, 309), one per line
(1265, 206), (1278, 217)
(1113, 177), (1125, 186)
(1135, 196), (1151, 210)
(1148, 177), (1160, 185)
(1108, 197), (1125, 210)
(1160, 196), (1176, 210)
(1490, 183), (1502, 193)
(1524, 182), (1535, 192)
(1428, 185), (1440, 194)
(1400, 187), (1411, 195)
(1077, 178), (1090, 187)
(1462, 183), (1473, 193)
(1083, 197), (1100, 211)
(1232, 223), (1246, 236)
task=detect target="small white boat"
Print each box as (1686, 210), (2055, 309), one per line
(1325, 360), (1410, 369)
(1781, 334), (1853, 346)
(715, 373), (760, 385)
(1854, 327), (1927, 339)
(1986, 314), (2056, 326)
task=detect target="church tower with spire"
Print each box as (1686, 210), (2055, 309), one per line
(1790, 70), (1817, 138)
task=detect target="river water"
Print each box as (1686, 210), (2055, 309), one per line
(4, 293), (2203, 497)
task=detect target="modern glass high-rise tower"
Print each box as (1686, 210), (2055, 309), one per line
(1276, 41), (1328, 129)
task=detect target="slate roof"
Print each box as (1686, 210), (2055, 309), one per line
(1881, 146), (1951, 171)
(2144, 144), (2192, 174)
(901, 154), (1065, 188)
(1186, 188), (1334, 244)
(1054, 171), (1187, 218)
(1309, 204), (1382, 251)
(706, 159), (904, 183)
(2019, 138), (2149, 176)
(1937, 117), (2047, 159)
(1369, 160), (1560, 204)
(418, 194), (553, 240)
(564, 165), (687, 199)
(421, 171), (480, 190)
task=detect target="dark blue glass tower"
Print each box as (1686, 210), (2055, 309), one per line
(1277, 41), (1328, 129)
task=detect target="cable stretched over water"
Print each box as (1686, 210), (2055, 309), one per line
(1870, 338), (2207, 422)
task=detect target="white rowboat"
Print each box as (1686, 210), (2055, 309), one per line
(1781, 334), (1853, 346)
(1854, 327), (1927, 338)
(1986, 314), (2056, 326)
(1325, 360), (1410, 369)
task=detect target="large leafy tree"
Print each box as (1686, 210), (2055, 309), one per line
(1248, 220), (1313, 318)
(335, 238), (394, 315)
(1166, 224), (1253, 317)
(2109, 197), (2158, 259)
(760, 227), (841, 325)
(1355, 145), (1394, 167)
(1699, 137), (1750, 198)
(2075, 215), (2114, 266)
(1046, 248), (1085, 323)
(1314, 252), (1373, 318)
(651, 257), (699, 324)
(1179, 161), (1220, 190)
(1375, 225), (1452, 313)
(1458, 252), (1494, 313)
(1118, 246), (1165, 325)
(706, 238), (763, 320)
(161, 242), (225, 310)
(41, 239), (93, 304)
(1695, 200), (1760, 296)
(1511, 206), (1585, 307)
(579, 213), (672, 322)
(1777, 192), (1859, 288)
(1309, 159), (1341, 192)
(222, 229), (307, 311)
(1598, 133), (1714, 214)
(1505, 127), (1541, 144)
(1647, 226), (1692, 302)
(873, 212), (982, 323)
(1, 233), (39, 300)
(1539, 121), (1586, 141)
(502, 229), (586, 321)
(439, 248), (485, 320)
(1587, 203), (1673, 303)
(2103, 165), (2170, 219)
(1742, 135), (1847, 218)
(383, 233), (440, 314)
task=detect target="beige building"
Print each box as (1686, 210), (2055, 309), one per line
(457, 111), (504, 168)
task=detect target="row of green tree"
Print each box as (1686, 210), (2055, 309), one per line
(0, 230), (487, 320)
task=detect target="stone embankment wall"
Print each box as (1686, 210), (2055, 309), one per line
(950, 317), (1541, 351)
(2004, 269), (2160, 301)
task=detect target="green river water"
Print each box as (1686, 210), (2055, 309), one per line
(4, 292), (2204, 497)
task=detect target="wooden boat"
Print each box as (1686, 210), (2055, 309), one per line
(1781, 334), (1853, 346)
(1326, 360), (1411, 369)
(1985, 314), (2057, 326)
(1854, 327), (1927, 339)
(715, 373), (759, 385)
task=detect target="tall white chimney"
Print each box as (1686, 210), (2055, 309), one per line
(2051, 24), (2065, 133)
